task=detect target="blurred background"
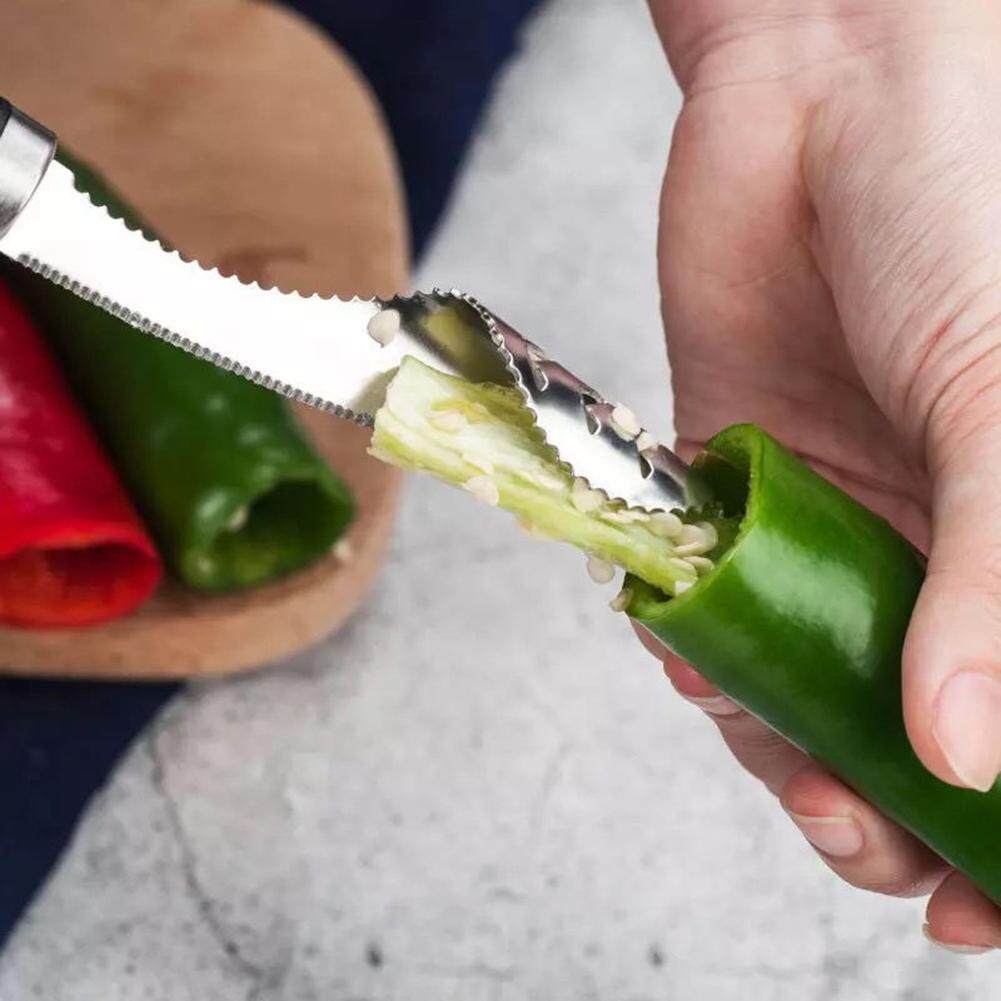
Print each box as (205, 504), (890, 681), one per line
(0, 1), (996, 998)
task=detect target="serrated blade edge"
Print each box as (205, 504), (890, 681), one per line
(0, 161), (422, 424)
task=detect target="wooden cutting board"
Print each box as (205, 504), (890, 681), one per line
(0, 0), (408, 678)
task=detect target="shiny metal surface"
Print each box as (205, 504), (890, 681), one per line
(0, 161), (424, 424)
(0, 99), (704, 510)
(440, 294), (707, 509)
(0, 103), (55, 237)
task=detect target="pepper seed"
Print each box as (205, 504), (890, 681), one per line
(429, 409), (467, 433)
(463, 452), (495, 476)
(367, 308), (401, 347)
(686, 555), (714, 576)
(586, 555), (616, 584)
(649, 511), (684, 541)
(226, 506), (249, 532)
(571, 477), (606, 513)
(464, 475), (500, 506)
(609, 587), (632, 613)
(610, 404), (642, 442)
(674, 522), (717, 556)
(635, 430), (658, 453)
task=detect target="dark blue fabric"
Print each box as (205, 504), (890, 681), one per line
(0, 681), (175, 927)
(0, 0), (541, 946)
(298, 0), (542, 253)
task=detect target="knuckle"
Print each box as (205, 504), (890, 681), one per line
(916, 307), (1001, 465)
(818, 847), (946, 899)
(778, 764), (829, 810)
(810, 849), (912, 896)
(716, 716), (801, 790)
(846, 868), (935, 899)
(712, 710), (776, 745)
(923, 555), (1001, 636)
(715, 714), (793, 766)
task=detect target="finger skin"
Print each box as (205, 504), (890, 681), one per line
(661, 648), (951, 900)
(663, 652), (810, 796)
(781, 766), (947, 898)
(631, 619), (670, 662)
(643, 0), (1001, 945)
(926, 872), (1001, 953)
(901, 447), (1001, 791)
(662, 652), (723, 701)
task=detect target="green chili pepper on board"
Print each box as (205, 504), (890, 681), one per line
(7, 153), (353, 592)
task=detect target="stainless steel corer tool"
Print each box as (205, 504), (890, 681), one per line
(0, 98), (705, 512)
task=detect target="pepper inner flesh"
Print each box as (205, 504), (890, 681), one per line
(179, 479), (350, 592)
(0, 542), (160, 628)
(371, 356), (729, 596)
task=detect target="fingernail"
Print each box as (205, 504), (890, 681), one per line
(687, 694), (742, 717)
(922, 924), (993, 955)
(787, 812), (864, 858)
(932, 671), (1001, 792)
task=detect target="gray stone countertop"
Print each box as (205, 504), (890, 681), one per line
(1, 1), (995, 998)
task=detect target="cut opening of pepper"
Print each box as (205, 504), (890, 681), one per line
(180, 479), (353, 592)
(0, 539), (161, 627)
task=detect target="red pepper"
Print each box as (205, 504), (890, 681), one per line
(0, 279), (161, 627)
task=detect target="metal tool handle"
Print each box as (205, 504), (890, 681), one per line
(0, 98), (57, 238)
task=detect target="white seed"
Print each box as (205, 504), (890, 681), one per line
(649, 511), (684, 540)
(463, 452), (495, 476)
(674, 580), (693, 596)
(674, 521), (718, 556)
(635, 430), (658, 453)
(226, 506), (249, 532)
(532, 467), (568, 492)
(686, 555), (714, 576)
(464, 475), (500, 506)
(586, 554), (616, 584)
(367, 308), (401, 346)
(601, 508), (651, 525)
(667, 556), (698, 579)
(192, 554), (216, 579)
(429, 408), (467, 433)
(571, 477), (606, 513)
(610, 404), (642, 441)
(464, 402), (492, 423)
(609, 587), (633, 613)
(334, 537), (354, 562)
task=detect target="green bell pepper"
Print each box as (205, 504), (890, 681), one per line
(629, 424), (1001, 907)
(7, 153), (353, 591)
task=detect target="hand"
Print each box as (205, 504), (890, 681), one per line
(648, 0), (1001, 952)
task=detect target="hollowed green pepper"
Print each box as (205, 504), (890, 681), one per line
(628, 424), (1001, 906)
(370, 353), (1001, 905)
(7, 154), (353, 591)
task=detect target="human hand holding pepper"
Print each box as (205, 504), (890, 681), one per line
(647, 0), (1001, 952)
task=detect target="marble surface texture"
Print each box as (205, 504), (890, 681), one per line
(2, 1), (998, 998)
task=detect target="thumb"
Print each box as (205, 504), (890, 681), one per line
(904, 411), (1001, 792)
